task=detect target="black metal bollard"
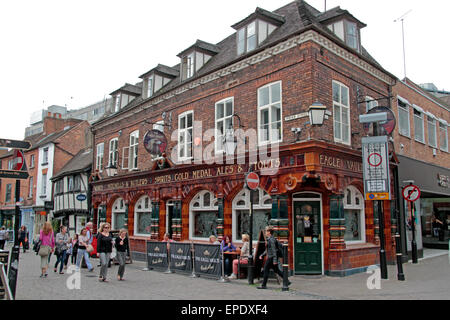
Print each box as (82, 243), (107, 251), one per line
(282, 242), (289, 292)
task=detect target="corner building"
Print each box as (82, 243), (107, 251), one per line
(91, 1), (398, 276)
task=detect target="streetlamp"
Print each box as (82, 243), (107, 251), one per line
(308, 101), (327, 126)
(105, 164), (118, 178)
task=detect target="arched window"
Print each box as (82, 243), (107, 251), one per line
(112, 198), (126, 230)
(343, 186), (365, 243)
(232, 188), (272, 242)
(134, 195), (152, 236)
(189, 191), (218, 240)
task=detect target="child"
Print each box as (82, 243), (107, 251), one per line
(115, 229), (129, 281)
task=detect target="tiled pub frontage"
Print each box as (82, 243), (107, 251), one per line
(91, 140), (396, 277)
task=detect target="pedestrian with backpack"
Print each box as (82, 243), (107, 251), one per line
(257, 227), (288, 289)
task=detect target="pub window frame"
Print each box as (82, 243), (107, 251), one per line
(111, 198), (126, 231)
(332, 80), (351, 146)
(134, 195), (152, 237)
(343, 186), (366, 244)
(189, 190), (219, 241)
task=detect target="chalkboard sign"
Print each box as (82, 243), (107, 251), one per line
(146, 241), (168, 271)
(193, 244), (222, 279)
(169, 243), (192, 274)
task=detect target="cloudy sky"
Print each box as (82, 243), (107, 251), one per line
(0, 0), (448, 141)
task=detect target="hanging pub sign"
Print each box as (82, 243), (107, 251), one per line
(146, 241), (169, 271)
(169, 243), (192, 274)
(362, 136), (391, 201)
(193, 244), (222, 279)
(144, 130), (167, 158)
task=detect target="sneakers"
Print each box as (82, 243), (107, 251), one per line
(228, 274), (237, 280)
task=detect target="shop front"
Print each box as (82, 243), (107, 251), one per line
(92, 141), (396, 276)
(397, 155), (450, 252)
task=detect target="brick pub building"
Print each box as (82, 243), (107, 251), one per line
(90, 1), (399, 276)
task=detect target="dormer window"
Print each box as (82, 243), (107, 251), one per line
(114, 94), (121, 113)
(181, 51), (212, 80)
(328, 20), (360, 51)
(147, 77), (153, 98)
(237, 19), (277, 55)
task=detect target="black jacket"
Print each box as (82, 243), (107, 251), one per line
(261, 236), (279, 263)
(97, 232), (113, 253)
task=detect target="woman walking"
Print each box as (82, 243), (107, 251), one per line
(0, 226), (7, 250)
(115, 229), (129, 281)
(97, 223), (113, 282)
(38, 222), (55, 278)
(71, 234), (79, 265)
(54, 226), (69, 274)
(18, 226), (28, 253)
(76, 228), (94, 272)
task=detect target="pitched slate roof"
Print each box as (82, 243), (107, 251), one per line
(177, 40), (220, 58)
(139, 64), (180, 79)
(110, 82), (142, 96)
(52, 148), (92, 180)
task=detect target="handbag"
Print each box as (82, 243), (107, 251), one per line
(38, 245), (51, 257)
(33, 240), (42, 254)
(86, 244), (94, 253)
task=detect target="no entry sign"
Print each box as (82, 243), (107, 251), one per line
(246, 172), (260, 191)
(402, 185), (421, 202)
(12, 150), (24, 171)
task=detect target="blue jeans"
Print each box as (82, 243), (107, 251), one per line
(76, 249), (93, 271)
(55, 250), (67, 272)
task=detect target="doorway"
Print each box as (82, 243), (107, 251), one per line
(293, 193), (323, 275)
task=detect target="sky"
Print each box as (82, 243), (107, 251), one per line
(0, 0), (449, 141)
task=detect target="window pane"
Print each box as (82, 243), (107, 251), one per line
(428, 119), (436, 147)
(137, 212), (152, 235)
(193, 211), (218, 238)
(342, 124), (349, 143)
(334, 21), (345, 41)
(203, 192), (211, 207)
(333, 83), (340, 103)
(180, 116), (186, 129)
(114, 213), (125, 230)
(247, 35), (257, 52)
(398, 107), (410, 136)
(440, 124), (448, 151)
(271, 83), (281, 103)
(226, 101), (233, 117)
(341, 86), (349, 106)
(236, 210), (271, 241)
(216, 103), (224, 119)
(259, 87), (270, 107)
(344, 210), (361, 241)
(187, 113), (193, 128)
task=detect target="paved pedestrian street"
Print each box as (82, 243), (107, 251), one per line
(6, 243), (449, 301)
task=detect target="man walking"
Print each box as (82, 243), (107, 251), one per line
(257, 227), (288, 289)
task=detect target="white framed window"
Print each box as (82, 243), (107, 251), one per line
(365, 96), (378, 112)
(328, 20), (360, 52)
(232, 188), (272, 243)
(147, 76), (154, 98)
(178, 111), (193, 161)
(28, 176), (33, 198)
(258, 81), (282, 145)
(189, 190), (218, 241)
(42, 147), (49, 164)
(427, 116), (437, 148)
(96, 143), (104, 172)
(129, 131), (139, 170)
(332, 81), (351, 145)
(76, 216), (87, 235)
(114, 94), (121, 112)
(108, 138), (119, 168)
(397, 97), (410, 137)
(74, 175), (81, 192)
(112, 198), (126, 231)
(30, 155), (35, 168)
(413, 108), (425, 143)
(68, 176), (74, 192)
(181, 52), (195, 80)
(215, 97), (234, 154)
(439, 121), (448, 152)
(343, 186), (365, 244)
(42, 174), (47, 196)
(134, 195), (152, 236)
(237, 20), (276, 55)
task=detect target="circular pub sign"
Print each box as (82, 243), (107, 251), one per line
(144, 130), (168, 158)
(246, 172), (260, 191)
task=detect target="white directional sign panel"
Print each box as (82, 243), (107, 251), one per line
(362, 136), (391, 201)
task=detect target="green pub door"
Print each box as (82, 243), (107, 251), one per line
(293, 196), (322, 274)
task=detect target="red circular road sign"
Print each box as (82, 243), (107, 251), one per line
(368, 153), (382, 167)
(13, 150), (24, 171)
(402, 185), (421, 202)
(246, 172), (260, 191)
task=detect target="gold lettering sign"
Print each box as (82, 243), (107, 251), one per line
(319, 155), (362, 173)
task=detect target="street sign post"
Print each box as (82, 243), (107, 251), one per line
(245, 172), (260, 191)
(402, 184), (421, 264)
(245, 171), (259, 285)
(362, 136), (391, 201)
